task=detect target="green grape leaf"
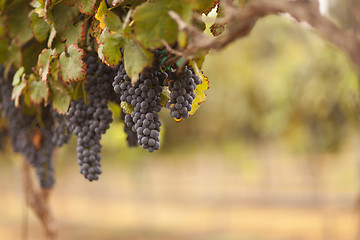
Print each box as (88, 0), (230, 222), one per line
(11, 73), (26, 107)
(52, 3), (77, 34)
(8, 6), (33, 45)
(53, 39), (66, 55)
(59, 43), (86, 83)
(62, 0), (77, 7)
(37, 48), (55, 82)
(12, 67), (25, 86)
(28, 79), (49, 105)
(30, 0), (45, 17)
(29, 10), (50, 42)
(188, 61), (209, 116)
(31, 0), (52, 24)
(133, 0), (192, 49)
(51, 84), (71, 113)
(120, 101), (134, 114)
(123, 39), (153, 84)
(103, 11), (122, 32)
(99, 32), (123, 67)
(61, 22), (85, 46)
(78, 0), (98, 14)
(48, 25), (57, 48)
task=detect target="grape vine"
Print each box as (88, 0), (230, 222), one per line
(0, 0), (210, 187)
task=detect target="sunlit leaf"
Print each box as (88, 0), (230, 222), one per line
(61, 22), (85, 46)
(78, 0), (97, 14)
(29, 10), (50, 42)
(160, 88), (170, 107)
(12, 67), (25, 86)
(51, 84), (71, 113)
(95, 0), (108, 30)
(59, 43), (86, 83)
(28, 79), (49, 105)
(123, 39), (153, 84)
(37, 48), (55, 82)
(189, 60), (209, 116)
(120, 101), (134, 114)
(99, 31), (123, 67)
(133, 0), (192, 49)
(48, 25), (57, 48)
(11, 75), (27, 107)
(103, 10), (122, 32)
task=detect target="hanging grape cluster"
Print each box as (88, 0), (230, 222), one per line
(166, 67), (201, 119)
(0, 51), (202, 187)
(0, 66), (62, 188)
(112, 63), (166, 152)
(64, 54), (117, 181)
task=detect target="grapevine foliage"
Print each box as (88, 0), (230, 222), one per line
(0, 0), (214, 187)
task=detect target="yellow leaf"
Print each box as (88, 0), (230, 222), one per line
(95, 0), (108, 30)
(121, 101), (134, 114)
(189, 60), (209, 116)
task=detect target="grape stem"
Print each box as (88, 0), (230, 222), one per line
(22, 159), (57, 240)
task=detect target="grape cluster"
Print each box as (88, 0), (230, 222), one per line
(121, 111), (138, 147)
(0, 66), (55, 188)
(0, 52), (204, 186)
(65, 54), (115, 181)
(51, 109), (71, 147)
(113, 64), (168, 152)
(167, 67), (200, 120)
(66, 99), (107, 181)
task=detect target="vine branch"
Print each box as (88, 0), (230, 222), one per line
(169, 0), (360, 72)
(22, 160), (57, 240)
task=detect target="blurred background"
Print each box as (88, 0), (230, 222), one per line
(1, 1), (360, 239)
